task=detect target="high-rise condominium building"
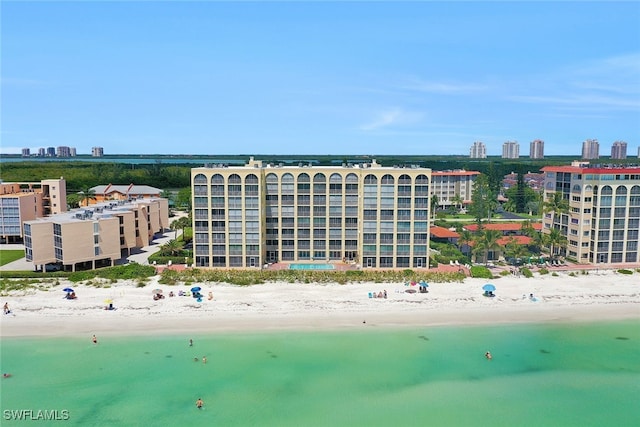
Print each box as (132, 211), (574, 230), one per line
(92, 147), (104, 157)
(46, 147), (56, 157)
(530, 139), (545, 159)
(581, 139), (600, 159)
(57, 146), (71, 157)
(38, 148), (46, 157)
(21, 148), (30, 157)
(430, 170), (481, 210)
(469, 141), (487, 159)
(611, 141), (627, 160)
(191, 157), (432, 269)
(541, 162), (640, 265)
(502, 141), (519, 159)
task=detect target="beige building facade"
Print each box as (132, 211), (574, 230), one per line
(430, 170), (480, 209)
(0, 178), (67, 241)
(24, 198), (169, 271)
(542, 162), (640, 265)
(192, 158), (432, 269)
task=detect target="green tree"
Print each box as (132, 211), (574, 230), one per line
(543, 192), (569, 224)
(430, 194), (439, 219)
(469, 174), (497, 223)
(546, 228), (567, 259)
(514, 173), (527, 213)
(176, 187), (192, 211)
(474, 229), (502, 265)
(160, 239), (182, 257)
(451, 193), (464, 213)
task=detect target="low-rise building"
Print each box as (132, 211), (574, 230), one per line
(0, 178), (67, 242)
(24, 197), (169, 271)
(83, 184), (163, 206)
(431, 170), (481, 210)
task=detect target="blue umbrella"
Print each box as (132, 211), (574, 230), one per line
(191, 286), (202, 292)
(419, 281), (429, 287)
(482, 284), (496, 292)
(63, 288), (74, 293)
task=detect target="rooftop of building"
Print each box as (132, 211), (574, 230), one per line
(542, 162), (640, 174)
(463, 222), (542, 232)
(431, 170), (481, 176)
(429, 226), (460, 238)
(90, 184), (162, 195)
(194, 157), (431, 171)
(25, 197), (165, 224)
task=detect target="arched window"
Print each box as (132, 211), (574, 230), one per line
(245, 174), (258, 184)
(398, 174), (412, 184)
(631, 185), (640, 195)
(364, 174), (377, 184)
(313, 173), (326, 183)
(381, 174), (395, 185)
(584, 185), (593, 192)
(329, 173), (343, 183)
(600, 186), (613, 195)
(282, 173), (294, 183)
(616, 186), (627, 195)
(266, 173), (278, 183)
(345, 173), (358, 183)
(572, 184), (581, 193)
(416, 174), (429, 184)
(194, 174), (207, 184)
(228, 174), (242, 184)
(297, 173), (310, 183)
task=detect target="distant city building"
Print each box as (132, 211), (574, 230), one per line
(541, 161), (640, 265)
(581, 139), (600, 160)
(21, 148), (30, 157)
(38, 148), (46, 157)
(502, 141), (519, 159)
(24, 197), (169, 272)
(431, 170), (481, 210)
(46, 147), (56, 157)
(529, 139), (544, 159)
(0, 178), (67, 242)
(70, 147), (76, 157)
(92, 147), (104, 157)
(611, 141), (627, 160)
(469, 141), (487, 159)
(57, 146), (72, 157)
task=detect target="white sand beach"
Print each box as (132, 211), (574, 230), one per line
(1, 270), (639, 338)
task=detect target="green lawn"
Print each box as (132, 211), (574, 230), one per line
(0, 250), (25, 266)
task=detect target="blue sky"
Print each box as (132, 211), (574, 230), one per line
(2, 1), (639, 156)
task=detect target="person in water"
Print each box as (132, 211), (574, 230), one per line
(3, 373), (12, 378)
(189, 339), (193, 347)
(92, 335), (98, 344)
(485, 351), (492, 360)
(202, 356), (207, 364)
(196, 398), (203, 409)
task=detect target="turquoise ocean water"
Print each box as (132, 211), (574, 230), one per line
(1, 321), (639, 427)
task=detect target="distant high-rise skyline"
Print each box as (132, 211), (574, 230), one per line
(611, 141), (627, 160)
(502, 141), (519, 159)
(581, 139), (600, 160)
(469, 141), (487, 159)
(529, 139), (544, 159)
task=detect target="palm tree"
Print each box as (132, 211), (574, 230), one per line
(546, 228), (567, 260)
(543, 192), (569, 225)
(78, 187), (97, 207)
(160, 239), (182, 257)
(475, 229), (502, 265)
(451, 193), (464, 213)
(430, 195), (439, 219)
(457, 229), (475, 258)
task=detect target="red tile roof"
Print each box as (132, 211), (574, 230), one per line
(497, 235), (532, 245)
(430, 226), (460, 238)
(432, 170), (481, 176)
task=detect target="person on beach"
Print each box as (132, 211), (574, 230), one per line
(92, 335), (98, 344)
(196, 398), (203, 409)
(3, 302), (10, 314)
(485, 351), (492, 360)
(208, 292), (213, 301)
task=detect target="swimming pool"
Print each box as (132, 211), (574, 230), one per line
(288, 263), (335, 270)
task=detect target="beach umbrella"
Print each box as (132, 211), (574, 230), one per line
(63, 288), (74, 293)
(419, 281), (429, 287)
(482, 284), (496, 292)
(152, 289), (162, 294)
(191, 286), (202, 292)
(104, 299), (113, 304)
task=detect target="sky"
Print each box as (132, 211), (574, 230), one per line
(2, 1), (639, 157)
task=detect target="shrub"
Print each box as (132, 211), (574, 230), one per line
(617, 269), (633, 275)
(470, 266), (493, 279)
(499, 270), (510, 276)
(538, 268), (549, 275)
(552, 272), (559, 277)
(521, 268), (533, 278)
